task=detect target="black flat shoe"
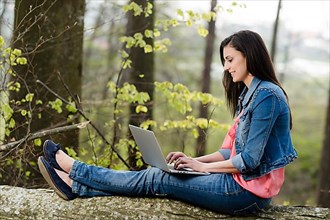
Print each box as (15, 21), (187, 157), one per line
(38, 156), (77, 200)
(43, 140), (65, 172)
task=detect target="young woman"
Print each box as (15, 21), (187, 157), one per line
(38, 30), (297, 215)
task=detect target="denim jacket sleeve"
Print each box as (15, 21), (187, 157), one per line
(219, 149), (231, 160)
(232, 88), (281, 173)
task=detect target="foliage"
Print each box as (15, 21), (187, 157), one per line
(119, 1), (239, 63)
(0, 35), (78, 142)
(141, 81), (226, 137)
(0, 36), (28, 142)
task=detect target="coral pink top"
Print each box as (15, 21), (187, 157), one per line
(221, 115), (285, 198)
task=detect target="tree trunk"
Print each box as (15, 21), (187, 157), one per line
(0, 0), (9, 36)
(195, 0), (217, 157)
(317, 89), (330, 208)
(125, 0), (155, 170)
(270, 0), (282, 63)
(3, 0), (85, 186)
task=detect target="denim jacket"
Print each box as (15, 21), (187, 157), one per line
(230, 77), (298, 181)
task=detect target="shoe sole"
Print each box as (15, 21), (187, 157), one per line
(38, 157), (69, 200)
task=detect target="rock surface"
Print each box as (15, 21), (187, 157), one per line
(0, 185), (329, 219)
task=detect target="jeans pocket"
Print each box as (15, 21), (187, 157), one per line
(224, 174), (244, 195)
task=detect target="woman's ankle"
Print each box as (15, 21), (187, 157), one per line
(56, 150), (75, 173)
(55, 169), (73, 187)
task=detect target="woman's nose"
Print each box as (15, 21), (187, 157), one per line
(224, 62), (229, 71)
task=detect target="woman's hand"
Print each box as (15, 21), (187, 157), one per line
(166, 151), (239, 173)
(166, 152), (187, 164)
(174, 156), (206, 172)
(166, 151), (206, 172)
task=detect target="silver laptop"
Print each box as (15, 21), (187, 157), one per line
(129, 125), (210, 175)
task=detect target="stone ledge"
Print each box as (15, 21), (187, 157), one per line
(0, 185), (329, 219)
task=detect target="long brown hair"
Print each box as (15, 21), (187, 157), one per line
(219, 30), (292, 128)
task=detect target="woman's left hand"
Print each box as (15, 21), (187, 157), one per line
(174, 156), (206, 172)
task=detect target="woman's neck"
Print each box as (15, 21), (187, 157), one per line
(244, 75), (254, 88)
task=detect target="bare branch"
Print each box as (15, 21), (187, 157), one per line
(0, 121), (90, 152)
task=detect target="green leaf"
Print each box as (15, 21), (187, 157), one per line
(1, 103), (13, 121)
(137, 39), (146, 48)
(122, 5), (130, 12)
(144, 29), (154, 38)
(144, 2), (153, 17)
(25, 93), (34, 102)
(132, 2), (143, 16)
(0, 36), (4, 48)
(186, 19), (193, 27)
(66, 102), (77, 113)
(34, 138), (42, 147)
(49, 98), (63, 113)
(120, 36), (135, 48)
(153, 29), (160, 37)
(134, 33), (143, 40)
(170, 19), (179, 27)
(140, 120), (157, 129)
(65, 147), (78, 159)
(16, 57), (27, 65)
(199, 93), (213, 104)
(7, 82), (21, 92)
(136, 105), (148, 113)
(25, 171), (31, 177)
(21, 109), (27, 116)
(8, 118), (15, 128)
(192, 128), (199, 138)
(144, 44), (153, 53)
(136, 158), (144, 168)
(13, 48), (22, 56)
(196, 118), (208, 129)
(5, 128), (10, 136)
(119, 49), (129, 58)
(177, 9), (184, 18)
(107, 81), (117, 92)
(36, 99), (43, 105)
(198, 26), (209, 37)
(122, 59), (132, 69)
(122, 2), (143, 16)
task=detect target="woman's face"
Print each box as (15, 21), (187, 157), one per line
(223, 45), (250, 85)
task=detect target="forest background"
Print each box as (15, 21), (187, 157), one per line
(0, 0), (329, 208)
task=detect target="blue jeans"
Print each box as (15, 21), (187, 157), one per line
(69, 161), (271, 215)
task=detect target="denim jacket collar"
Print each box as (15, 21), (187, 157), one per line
(241, 77), (262, 108)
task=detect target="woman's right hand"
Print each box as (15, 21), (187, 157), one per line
(166, 152), (187, 164)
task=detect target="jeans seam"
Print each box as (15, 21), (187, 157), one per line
(151, 178), (244, 197)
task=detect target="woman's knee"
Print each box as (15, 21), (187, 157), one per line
(145, 167), (165, 176)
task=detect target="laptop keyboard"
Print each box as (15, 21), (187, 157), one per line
(167, 163), (193, 172)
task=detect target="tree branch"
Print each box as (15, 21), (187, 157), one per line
(0, 121), (90, 152)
